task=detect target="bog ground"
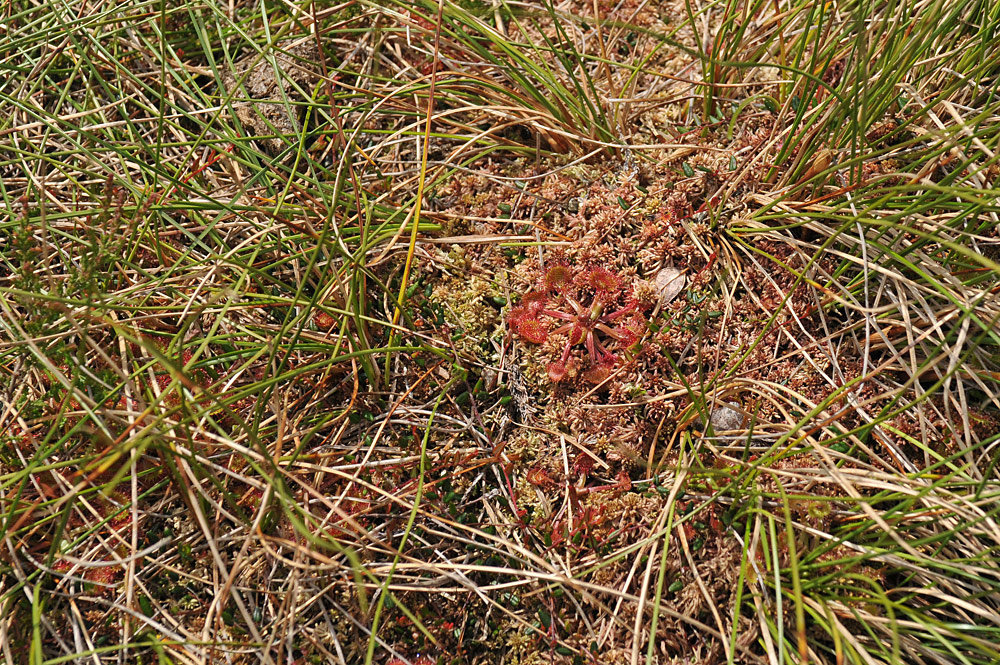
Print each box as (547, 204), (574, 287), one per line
(2, 0), (1000, 664)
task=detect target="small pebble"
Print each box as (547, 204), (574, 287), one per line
(705, 402), (744, 431)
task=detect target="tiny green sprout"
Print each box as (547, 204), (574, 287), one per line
(626, 384), (646, 399)
(139, 595), (154, 616)
(829, 442), (850, 454)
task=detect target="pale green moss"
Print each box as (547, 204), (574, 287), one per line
(430, 267), (501, 358)
(633, 194), (662, 218)
(507, 429), (545, 460)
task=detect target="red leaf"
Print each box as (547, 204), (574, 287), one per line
(509, 304), (549, 343)
(582, 363), (612, 384)
(586, 266), (621, 293)
(515, 317), (549, 344)
(314, 311), (336, 328)
(613, 324), (640, 347)
(547, 360), (568, 382)
(543, 264), (572, 291)
(522, 290), (548, 312)
(568, 323), (587, 345)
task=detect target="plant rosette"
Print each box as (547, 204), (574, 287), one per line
(508, 264), (652, 384)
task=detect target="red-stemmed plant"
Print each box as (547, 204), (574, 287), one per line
(508, 264), (648, 383)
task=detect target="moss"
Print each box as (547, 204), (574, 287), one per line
(501, 626), (539, 664)
(507, 429), (545, 460)
(430, 268), (501, 358)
